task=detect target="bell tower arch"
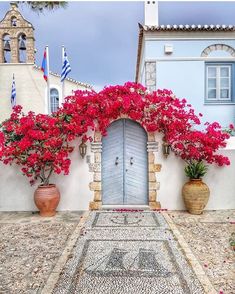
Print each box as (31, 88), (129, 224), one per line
(0, 2), (35, 64)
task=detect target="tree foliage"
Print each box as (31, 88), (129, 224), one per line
(17, 1), (68, 14)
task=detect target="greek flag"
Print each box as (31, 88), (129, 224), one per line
(11, 74), (16, 108)
(61, 50), (71, 82)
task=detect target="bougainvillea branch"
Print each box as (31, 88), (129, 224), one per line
(0, 82), (230, 185)
(0, 106), (73, 185)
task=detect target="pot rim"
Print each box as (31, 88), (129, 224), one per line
(189, 178), (202, 181)
(37, 183), (56, 188)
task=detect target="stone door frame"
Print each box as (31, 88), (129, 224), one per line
(89, 118), (161, 210)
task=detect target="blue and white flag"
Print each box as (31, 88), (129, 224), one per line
(61, 50), (71, 82)
(11, 74), (16, 108)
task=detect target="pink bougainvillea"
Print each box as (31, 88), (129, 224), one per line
(0, 82), (230, 185)
(0, 106), (73, 185)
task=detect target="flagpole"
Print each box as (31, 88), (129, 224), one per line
(12, 73), (15, 108)
(46, 45), (50, 113)
(62, 45), (65, 102)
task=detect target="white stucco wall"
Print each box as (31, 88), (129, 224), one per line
(0, 138), (93, 211)
(156, 135), (235, 210)
(0, 64), (90, 122)
(0, 133), (234, 212)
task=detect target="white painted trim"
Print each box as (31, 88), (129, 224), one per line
(145, 57), (235, 62)
(139, 42), (146, 82)
(204, 103), (235, 105)
(145, 37), (235, 41)
(206, 65), (232, 101)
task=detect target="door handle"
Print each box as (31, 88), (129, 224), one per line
(115, 157), (119, 165)
(130, 157), (134, 165)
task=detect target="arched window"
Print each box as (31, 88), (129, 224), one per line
(18, 33), (26, 63)
(50, 88), (60, 113)
(11, 17), (17, 27)
(3, 34), (11, 63)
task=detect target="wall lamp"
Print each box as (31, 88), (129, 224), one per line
(162, 139), (171, 158)
(79, 141), (87, 159)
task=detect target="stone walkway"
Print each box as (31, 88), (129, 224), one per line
(50, 211), (211, 294)
(0, 210), (234, 294)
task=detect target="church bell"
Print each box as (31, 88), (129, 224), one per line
(19, 39), (26, 50)
(4, 40), (11, 52)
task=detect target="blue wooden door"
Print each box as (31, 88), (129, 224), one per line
(102, 119), (148, 205)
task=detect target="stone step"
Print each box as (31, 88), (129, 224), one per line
(101, 205), (150, 210)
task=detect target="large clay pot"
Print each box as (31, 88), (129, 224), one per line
(182, 179), (210, 215)
(34, 184), (60, 217)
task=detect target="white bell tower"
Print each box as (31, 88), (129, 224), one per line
(144, 1), (158, 26)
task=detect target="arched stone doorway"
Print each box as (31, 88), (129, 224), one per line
(89, 116), (162, 210)
(102, 119), (148, 205)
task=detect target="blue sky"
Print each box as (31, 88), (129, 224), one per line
(0, 1), (235, 90)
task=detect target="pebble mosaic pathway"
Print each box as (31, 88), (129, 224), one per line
(52, 211), (206, 294)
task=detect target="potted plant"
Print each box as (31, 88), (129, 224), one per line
(170, 122), (230, 214)
(0, 106), (73, 216)
(182, 160), (209, 214)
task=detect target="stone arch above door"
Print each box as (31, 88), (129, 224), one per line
(89, 117), (161, 210)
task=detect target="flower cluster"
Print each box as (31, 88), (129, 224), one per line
(60, 82), (230, 167)
(0, 106), (73, 185)
(0, 82), (230, 185)
(223, 123), (235, 136)
(169, 122), (230, 166)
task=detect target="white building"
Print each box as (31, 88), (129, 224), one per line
(137, 1), (235, 127)
(0, 2), (234, 212)
(0, 3), (91, 122)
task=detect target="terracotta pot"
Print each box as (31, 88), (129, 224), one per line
(182, 179), (210, 215)
(34, 184), (60, 217)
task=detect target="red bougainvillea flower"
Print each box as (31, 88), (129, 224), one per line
(0, 108), (74, 185)
(0, 82), (230, 185)
(229, 123), (234, 130)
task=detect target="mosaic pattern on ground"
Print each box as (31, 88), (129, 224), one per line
(91, 211), (161, 227)
(53, 211), (204, 294)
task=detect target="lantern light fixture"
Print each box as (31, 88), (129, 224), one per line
(79, 141), (87, 159)
(162, 140), (171, 158)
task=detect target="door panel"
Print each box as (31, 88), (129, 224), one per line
(102, 120), (124, 205)
(125, 120), (148, 204)
(102, 119), (148, 205)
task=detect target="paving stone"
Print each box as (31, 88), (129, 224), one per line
(1, 210), (232, 294)
(53, 211), (204, 294)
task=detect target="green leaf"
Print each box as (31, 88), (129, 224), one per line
(185, 161), (208, 179)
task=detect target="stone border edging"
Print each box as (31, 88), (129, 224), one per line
(40, 211), (90, 294)
(162, 212), (217, 294)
